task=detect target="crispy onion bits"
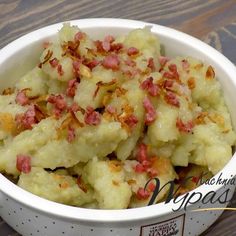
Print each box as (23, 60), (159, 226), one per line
(15, 90), (29, 106)
(15, 105), (38, 130)
(47, 94), (67, 118)
(16, 154), (31, 173)
(176, 118), (194, 133)
(38, 50), (53, 68)
(143, 97), (156, 125)
(102, 54), (120, 70)
(84, 106), (101, 126)
(140, 77), (160, 97)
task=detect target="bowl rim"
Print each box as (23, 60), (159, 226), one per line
(0, 18), (236, 223)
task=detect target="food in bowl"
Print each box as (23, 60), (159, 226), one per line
(0, 24), (235, 210)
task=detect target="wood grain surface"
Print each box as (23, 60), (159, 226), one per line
(0, 0), (236, 235)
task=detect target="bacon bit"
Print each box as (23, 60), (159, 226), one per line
(74, 32), (84, 42)
(47, 94), (67, 118)
(85, 59), (99, 70)
(147, 57), (155, 71)
(95, 40), (104, 53)
(110, 43), (123, 52)
(127, 47), (139, 56)
(182, 59), (190, 70)
(15, 90), (29, 106)
(159, 56), (169, 67)
(77, 176), (88, 193)
(136, 187), (150, 200)
(2, 87), (14, 95)
(84, 106), (101, 125)
(187, 77), (195, 90)
(148, 182), (156, 192)
(38, 50), (53, 68)
(164, 91), (180, 107)
(134, 163), (145, 173)
(68, 102), (81, 113)
(142, 160), (152, 169)
(112, 180), (120, 186)
(176, 118), (194, 133)
(124, 114), (138, 129)
(72, 60), (81, 75)
(102, 35), (115, 52)
(140, 77), (160, 97)
(108, 160), (122, 172)
(66, 79), (78, 97)
(16, 154), (31, 173)
(137, 143), (148, 163)
(93, 79), (117, 98)
(147, 168), (158, 178)
(102, 54), (120, 70)
(125, 59), (136, 67)
(163, 79), (174, 90)
(49, 58), (59, 68)
(143, 97), (156, 125)
(57, 64), (64, 76)
(206, 65), (215, 80)
(67, 125), (76, 143)
(15, 105), (37, 130)
(106, 105), (116, 114)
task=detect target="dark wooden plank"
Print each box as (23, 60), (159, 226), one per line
(0, 1), (236, 235)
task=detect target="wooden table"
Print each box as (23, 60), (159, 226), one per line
(0, 0), (236, 235)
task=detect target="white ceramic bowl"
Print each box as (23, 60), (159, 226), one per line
(0, 18), (236, 236)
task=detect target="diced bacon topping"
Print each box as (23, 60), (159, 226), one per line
(182, 59), (190, 70)
(164, 91), (180, 107)
(102, 54), (120, 70)
(163, 79), (174, 89)
(66, 79), (78, 97)
(136, 187), (150, 200)
(57, 64), (64, 76)
(147, 57), (155, 71)
(15, 91), (29, 106)
(140, 77), (160, 97)
(74, 31), (84, 42)
(85, 59), (99, 70)
(163, 64), (179, 80)
(68, 102), (80, 113)
(176, 118), (194, 133)
(15, 105), (37, 130)
(137, 143), (148, 163)
(124, 59), (136, 67)
(124, 114), (138, 129)
(84, 106), (101, 125)
(73, 60), (81, 75)
(143, 97), (157, 125)
(148, 182), (156, 192)
(67, 126), (76, 143)
(159, 56), (169, 67)
(49, 58), (59, 68)
(110, 43), (123, 52)
(16, 154), (31, 173)
(127, 47), (139, 56)
(48, 94), (67, 117)
(102, 35), (115, 52)
(135, 163), (145, 173)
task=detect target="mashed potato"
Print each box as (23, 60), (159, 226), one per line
(0, 24), (235, 209)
